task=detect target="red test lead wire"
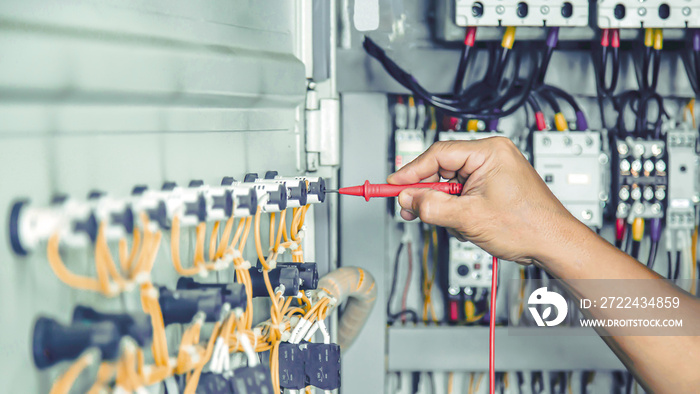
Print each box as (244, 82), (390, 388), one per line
(328, 180), (463, 201)
(489, 255), (498, 394)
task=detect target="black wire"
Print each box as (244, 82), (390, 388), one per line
(363, 36), (540, 120)
(387, 242), (404, 317)
(624, 224), (634, 254)
(674, 251), (682, 281)
(681, 51), (700, 95)
(668, 251), (674, 279)
(647, 241), (658, 270)
(631, 241), (641, 260)
(387, 241), (419, 324)
(453, 45), (473, 96)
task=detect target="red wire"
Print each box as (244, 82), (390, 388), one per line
(489, 256), (498, 394)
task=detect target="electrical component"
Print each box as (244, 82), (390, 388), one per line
(244, 173), (289, 212)
(394, 129), (427, 219)
(176, 278), (247, 310)
(279, 342), (308, 390)
(533, 131), (608, 228)
(248, 266), (301, 297)
(229, 365), (275, 394)
(33, 317), (122, 369)
(257, 171), (309, 208)
(158, 286), (232, 325)
(455, 0), (589, 27)
(277, 263), (319, 290)
(614, 138), (667, 220)
(597, 0), (700, 29)
(666, 128), (698, 230)
(306, 343), (341, 390)
(71, 306), (152, 348)
(448, 238), (493, 290)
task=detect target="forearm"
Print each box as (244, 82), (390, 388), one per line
(536, 218), (700, 393)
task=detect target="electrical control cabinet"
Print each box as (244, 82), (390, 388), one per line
(455, 0), (589, 27)
(666, 128), (699, 230)
(614, 138), (667, 220)
(533, 131), (608, 228)
(448, 238), (492, 290)
(597, 0), (700, 29)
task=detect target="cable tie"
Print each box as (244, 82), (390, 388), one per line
(232, 249), (242, 259)
(239, 260), (252, 270)
(280, 330), (291, 342)
(197, 267), (209, 278)
(134, 272), (151, 285)
(268, 259), (277, 269)
(289, 242), (298, 250)
(277, 246), (286, 255)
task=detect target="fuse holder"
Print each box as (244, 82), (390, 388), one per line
(176, 278), (247, 310)
(33, 317), (121, 369)
(248, 266), (300, 297)
(72, 306), (152, 347)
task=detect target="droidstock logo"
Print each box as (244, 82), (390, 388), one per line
(528, 287), (568, 327)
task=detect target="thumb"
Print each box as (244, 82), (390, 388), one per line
(398, 188), (464, 228)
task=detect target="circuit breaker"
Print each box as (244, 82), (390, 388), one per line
(448, 238), (492, 290)
(533, 131), (608, 228)
(455, 0), (589, 27)
(666, 129), (699, 230)
(394, 129), (427, 219)
(597, 0), (700, 29)
(613, 138), (668, 220)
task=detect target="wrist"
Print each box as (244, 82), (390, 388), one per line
(531, 214), (600, 277)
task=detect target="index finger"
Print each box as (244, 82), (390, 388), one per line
(387, 139), (490, 185)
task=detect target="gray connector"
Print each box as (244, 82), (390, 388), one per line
(455, 0), (589, 27)
(666, 128), (698, 230)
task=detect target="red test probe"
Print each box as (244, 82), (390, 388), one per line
(325, 180), (463, 201)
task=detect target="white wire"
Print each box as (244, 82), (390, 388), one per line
(239, 333), (258, 367)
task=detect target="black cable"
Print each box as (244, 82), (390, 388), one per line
(387, 241), (419, 324)
(668, 251), (674, 279)
(631, 241), (641, 259)
(453, 45), (473, 96)
(624, 224), (634, 254)
(647, 241), (658, 270)
(674, 251), (682, 281)
(363, 36), (540, 120)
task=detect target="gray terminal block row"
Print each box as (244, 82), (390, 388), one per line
(533, 131), (609, 229)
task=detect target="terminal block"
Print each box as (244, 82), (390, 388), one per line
(455, 0), (589, 27)
(448, 238), (493, 291)
(597, 0), (700, 29)
(613, 138), (667, 220)
(229, 365), (275, 394)
(533, 131), (608, 228)
(279, 342), (308, 390)
(244, 173), (288, 212)
(666, 129), (699, 230)
(306, 343), (341, 390)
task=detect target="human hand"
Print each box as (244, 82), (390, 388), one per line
(388, 137), (585, 264)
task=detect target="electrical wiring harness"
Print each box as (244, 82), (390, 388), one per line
(22, 174), (371, 394)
